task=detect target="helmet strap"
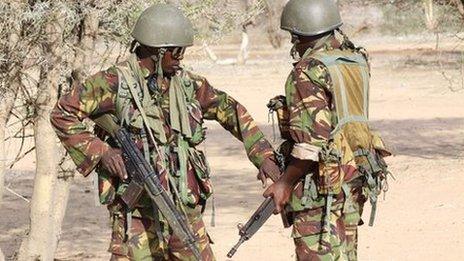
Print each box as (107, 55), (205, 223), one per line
(157, 48), (166, 79)
(150, 48), (166, 79)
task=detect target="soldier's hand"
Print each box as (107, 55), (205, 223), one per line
(101, 148), (128, 180)
(257, 156), (282, 188)
(263, 179), (293, 214)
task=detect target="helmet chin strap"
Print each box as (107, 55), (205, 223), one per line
(150, 47), (167, 79)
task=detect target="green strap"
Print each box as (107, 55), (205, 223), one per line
(176, 137), (196, 206)
(369, 199), (377, 226)
(170, 75), (192, 138)
(301, 172), (318, 206)
(331, 115), (369, 135)
(311, 50), (368, 67)
(117, 56), (167, 149)
(321, 195), (334, 246)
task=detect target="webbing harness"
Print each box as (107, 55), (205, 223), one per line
(308, 49), (373, 231)
(353, 148), (390, 226)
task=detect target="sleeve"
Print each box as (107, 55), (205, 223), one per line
(50, 67), (119, 176)
(285, 59), (333, 161)
(192, 74), (274, 168)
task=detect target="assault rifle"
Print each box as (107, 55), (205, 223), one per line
(227, 197), (276, 258)
(227, 153), (296, 258)
(94, 115), (202, 261)
(227, 152), (311, 258)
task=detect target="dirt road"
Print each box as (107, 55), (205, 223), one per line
(1, 38), (463, 260)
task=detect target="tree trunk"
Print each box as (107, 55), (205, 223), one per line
(17, 10), (64, 261)
(50, 153), (74, 255)
(1, 0), (22, 209)
(71, 11), (99, 84)
(50, 10), (100, 255)
(423, 0), (437, 31)
(264, 0), (286, 49)
(0, 115), (4, 206)
(0, 248), (5, 261)
(236, 26), (250, 65)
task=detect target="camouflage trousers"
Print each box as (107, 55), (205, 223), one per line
(108, 204), (214, 261)
(342, 177), (367, 261)
(291, 193), (347, 261)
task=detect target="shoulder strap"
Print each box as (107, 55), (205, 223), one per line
(115, 55), (167, 162)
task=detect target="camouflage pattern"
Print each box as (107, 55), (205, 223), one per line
(291, 193), (347, 261)
(109, 206), (214, 261)
(50, 58), (274, 259)
(282, 42), (356, 260)
(342, 177), (367, 261)
(281, 36), (389, 260)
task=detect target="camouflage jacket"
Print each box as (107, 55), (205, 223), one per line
(284, 43), (342, 211)
(285, 44), (337, 163)
(50, 58), (274, 207)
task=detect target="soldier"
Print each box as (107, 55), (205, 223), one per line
(50, 4), (281, 261)
(263, 0), (391, 260)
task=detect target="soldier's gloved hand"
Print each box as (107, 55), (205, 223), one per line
(263, 178), (293, 214)
(101, 148), (128, 181)
(257, 156), (282, 188)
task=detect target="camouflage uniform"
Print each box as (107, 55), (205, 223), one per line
(281, 41), (362, 261)
(277, 1), (391, 260)
(278, 38), (392, 260)
(50, 57), (274, 260)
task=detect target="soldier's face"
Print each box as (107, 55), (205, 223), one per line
(162, 47), (186, 75)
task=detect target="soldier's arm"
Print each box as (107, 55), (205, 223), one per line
(286, 59), (333, 163)
(50, 67), (119, 176)
(192, 74), (274, 169)
(264, 59), (333, 211)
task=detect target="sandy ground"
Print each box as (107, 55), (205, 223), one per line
(1, 37), (464, 260)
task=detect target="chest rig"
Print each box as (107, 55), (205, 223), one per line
(98, 54), (212, 210)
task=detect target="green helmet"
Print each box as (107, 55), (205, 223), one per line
(132, 4), (194, 48)
(280, 0), (342, 36)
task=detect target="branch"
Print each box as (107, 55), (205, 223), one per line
(450, 0), (464, 19)
(8, 146), (35, 169)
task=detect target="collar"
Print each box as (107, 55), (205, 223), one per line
(300, 34), (335, 60)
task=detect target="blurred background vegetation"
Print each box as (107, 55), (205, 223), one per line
(0, 0), (462, 260)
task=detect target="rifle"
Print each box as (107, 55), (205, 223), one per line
(94, 115), (202, 260)
(227, 152), (304, 258)
(227, 197), (276, 258)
